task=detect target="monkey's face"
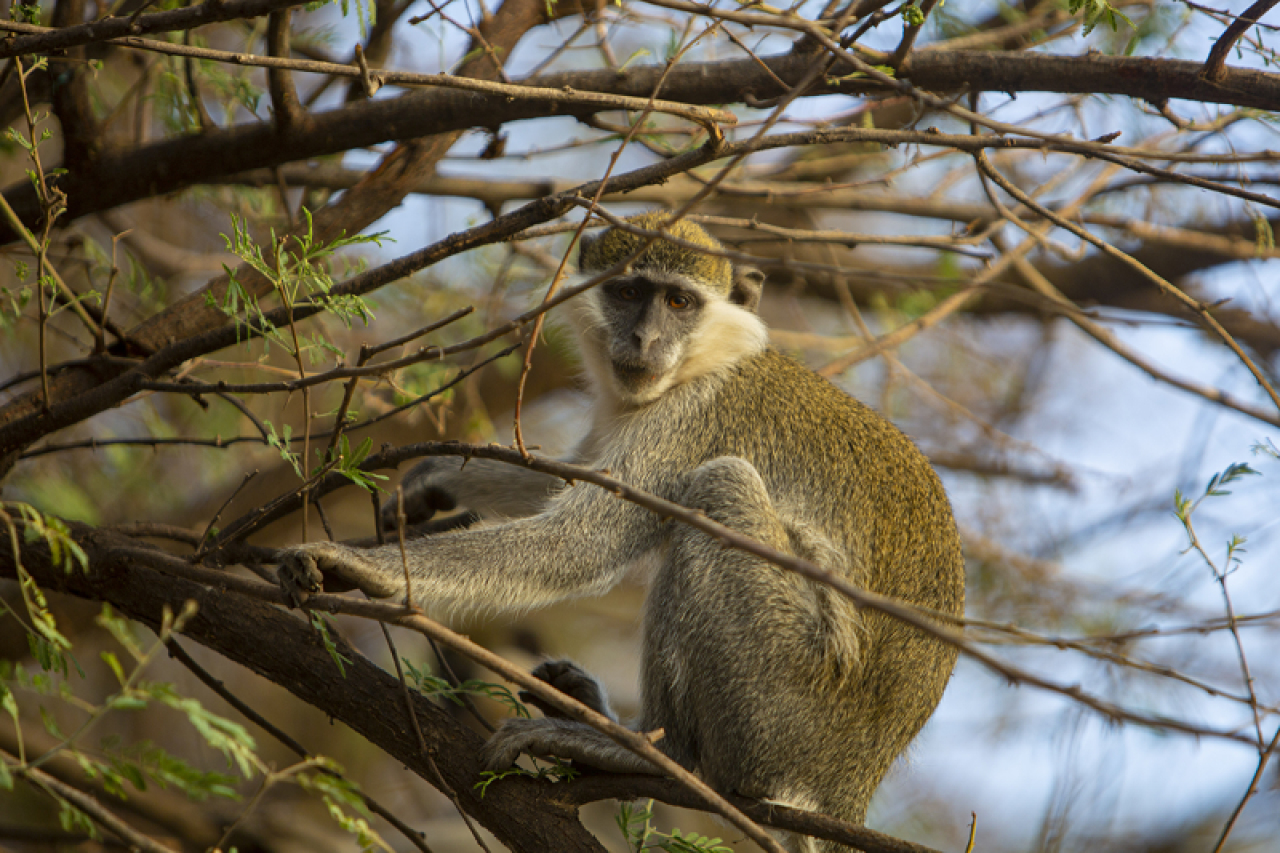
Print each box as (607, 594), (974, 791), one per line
(596, 274), (708, 404)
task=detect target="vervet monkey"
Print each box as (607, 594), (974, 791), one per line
(278, 213), (965, 851)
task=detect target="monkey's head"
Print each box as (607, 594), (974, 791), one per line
(573, 212), (767, 407)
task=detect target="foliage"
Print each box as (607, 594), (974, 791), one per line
(617, 800), (733, 853)
(0, 507), (386, 850)
(403, 657), (530, 718)
(212, 210), (383, 362)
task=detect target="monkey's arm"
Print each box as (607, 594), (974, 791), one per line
(279, 479), (661, 611)
(379, 457), (564, 530)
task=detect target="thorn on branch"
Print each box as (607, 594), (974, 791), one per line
(355, 44), (382, 98)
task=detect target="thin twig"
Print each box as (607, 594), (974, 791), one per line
(975, 150), (1280, 415)
(1211, 723), (1280, 853)
(1, 749), (178, 853)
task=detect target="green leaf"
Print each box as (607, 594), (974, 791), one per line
(1252, 208), (1275, 257)
(311, 614), (351, 677)
(1204, 462), (1260, 498)
(39, 705), (65, 738)
(100, 652), (127, 686)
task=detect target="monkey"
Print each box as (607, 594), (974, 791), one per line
(277, 212), (965, 851)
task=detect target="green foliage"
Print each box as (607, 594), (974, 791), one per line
(305, 0), (378, 39)
(0, 283), (32, 328)
(617, 800), (732, 852)
(77, 737), (240, 801)
(1173, 459), (1263, 584)
(211, 210), (383, 361)
(290, 753), (389, 845)
(1068, 0), (1135, 36)
(402, 657), (529, 718)
(826, 65), (896, 86)
(195, 56), (263, 121)
(1252, 438), (1280, 460)
(0, 504), (89, 670)
(473, 758), (579, 797)
(151, 682), (260, 778)
(264, 420), (303, 476)
(152, 66), (205, 133)
(1251, 208), (1275, 257)
(5, 109), (53, 160)
(311, 613), (353, 676)
(1, 550), (388, 848)
(325, 435), (389, 493)
(902, 3), (925, 28)
(0, 577), (274, 839)
(58, 798), (98, 839)
(9, 2), (41, 24)
(456, 44), (505, 69)
(1172, 461), (1260, 522)
(402, 659), (581, 797)
(297, 765), (394, 852)
(81, 236), (167, 314)
(392, 361), (457, 407)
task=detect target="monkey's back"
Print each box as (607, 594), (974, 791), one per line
(691, 347), (965, 821)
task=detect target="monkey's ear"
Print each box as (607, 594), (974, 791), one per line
(731, 268), (765, 312)
(577, 230), (601, 267)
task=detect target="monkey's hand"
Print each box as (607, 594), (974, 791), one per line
(380, 458), (462, 531)
(276, 542), (405, 606)
(518, 660), (616, 720)
(482, 661), (663, 774)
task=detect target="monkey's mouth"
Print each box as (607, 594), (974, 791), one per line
(611, 360), (658, 387)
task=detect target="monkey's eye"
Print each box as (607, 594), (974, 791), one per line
(666, 292), (693, 310)
(616, 284), (643, 301)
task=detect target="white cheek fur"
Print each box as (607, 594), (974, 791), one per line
(565, 292), (767, 412)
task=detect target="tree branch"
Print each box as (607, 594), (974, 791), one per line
(1, 45), (1277, 245)
(0, 0), (309, 58)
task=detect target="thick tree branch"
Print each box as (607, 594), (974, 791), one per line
(0, 0), (569, 477)
(0, 0), (309, 58)
(0, 527), (609, 853)
(0, 47), (1276, 245)
(1, 525), (944, 853)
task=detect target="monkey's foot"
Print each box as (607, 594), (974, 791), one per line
(276, 542), (404, 606)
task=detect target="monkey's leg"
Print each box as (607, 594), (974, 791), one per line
(645, 457), (862, 840)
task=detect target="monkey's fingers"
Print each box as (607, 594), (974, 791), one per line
(276, 548), (324, 607)
(527, 660), (614, 719)
(277, 543), (405, 604)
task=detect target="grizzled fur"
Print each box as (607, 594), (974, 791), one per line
(578, 211), (733, 294)
(278, 215), (965, 852)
